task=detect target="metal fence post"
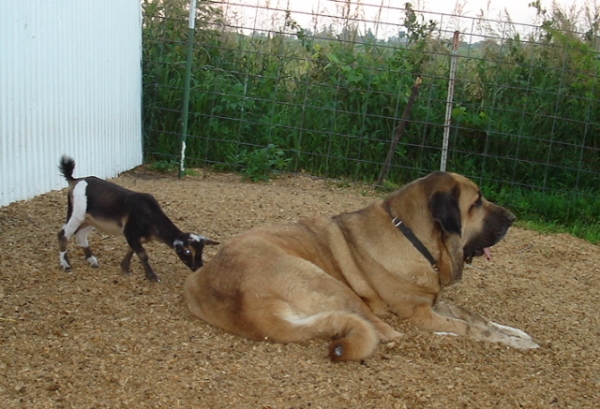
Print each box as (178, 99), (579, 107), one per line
(441, 31), (460, 172)
(179, 0), (197, 178)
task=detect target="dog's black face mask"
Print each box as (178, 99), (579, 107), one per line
(463, 202), (515, 264)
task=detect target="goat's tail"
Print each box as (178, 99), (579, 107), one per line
(59, 155), (76, 182)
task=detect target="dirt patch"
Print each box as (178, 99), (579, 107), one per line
(1, 169), (599, 409)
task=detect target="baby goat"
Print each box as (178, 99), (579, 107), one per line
(57, 156), (219, 282)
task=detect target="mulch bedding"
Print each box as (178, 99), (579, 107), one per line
(0, 169), (598, 409)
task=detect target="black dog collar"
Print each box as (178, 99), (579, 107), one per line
(390, 215), (438, 270)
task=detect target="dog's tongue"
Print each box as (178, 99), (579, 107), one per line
(483, 247), (492, 261)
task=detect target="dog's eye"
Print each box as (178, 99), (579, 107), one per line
(472, 197), (483, 209)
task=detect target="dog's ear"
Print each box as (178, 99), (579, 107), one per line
(429, 186), (462, 236)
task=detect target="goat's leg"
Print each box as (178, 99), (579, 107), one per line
(58, 229), (72, 271)
(59, 183), (88, 271)
(59, 220), (86, 271)
(120, 248), (134, 274)
(126, 240), (160, 282)
(136, 248), (160, 282)
(75, 225), (98, 268)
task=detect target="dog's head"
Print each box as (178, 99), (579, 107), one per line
(388, 172), (515, 285)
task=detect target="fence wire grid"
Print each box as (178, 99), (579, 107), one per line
(142, 0), (600, 234)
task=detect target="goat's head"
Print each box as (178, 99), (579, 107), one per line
(174, 234), (220, 271)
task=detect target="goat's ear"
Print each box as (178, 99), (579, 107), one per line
(428, 187), (462, 236)
(201, 236), (220, 246)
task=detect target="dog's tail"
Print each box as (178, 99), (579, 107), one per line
(280, 311), (380, 362)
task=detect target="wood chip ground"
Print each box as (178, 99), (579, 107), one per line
(1, 169), (598, 408)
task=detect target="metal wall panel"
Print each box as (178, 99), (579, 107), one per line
(0, 0), (142, 207)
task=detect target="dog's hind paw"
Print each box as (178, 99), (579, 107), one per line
(379, 329), (403, 342)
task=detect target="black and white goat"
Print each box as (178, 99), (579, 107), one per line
(57, 156), (219, 282)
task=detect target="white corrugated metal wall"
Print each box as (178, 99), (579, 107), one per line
(0, 0), (142, 207)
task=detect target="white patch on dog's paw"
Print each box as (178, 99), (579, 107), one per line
(491, 322), (532, 340)
(508, 336), (540, 349)
(489, 322), (540, 349)
(434, 332), (459, 337)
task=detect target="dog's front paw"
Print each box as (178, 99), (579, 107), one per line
(491, 322), (533, 340)
(506, 336), (540, 349)
(490, 322), (539, 349)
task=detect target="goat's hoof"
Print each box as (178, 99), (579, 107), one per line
(147, 275), (161, 283)
(62, 266), (72, 272)
(86, 256), (99, 268)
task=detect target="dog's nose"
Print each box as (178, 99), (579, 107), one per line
(506, 211), (516, 225)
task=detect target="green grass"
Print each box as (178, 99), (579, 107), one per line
(518, 219), (600, 245)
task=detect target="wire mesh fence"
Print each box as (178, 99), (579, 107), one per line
(142, 0), (600, 238)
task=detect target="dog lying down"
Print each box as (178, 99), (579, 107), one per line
(184, 172), (539, 361)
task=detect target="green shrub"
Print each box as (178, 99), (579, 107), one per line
(141, 1), (600, 243)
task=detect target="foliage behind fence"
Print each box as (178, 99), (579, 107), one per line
(142, 0), (600, 242)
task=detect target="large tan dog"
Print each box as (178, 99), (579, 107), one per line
(185, 172), (539, 361)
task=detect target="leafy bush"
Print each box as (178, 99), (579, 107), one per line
(141, 1), (600, 242)
(234, 144), (290, 182)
